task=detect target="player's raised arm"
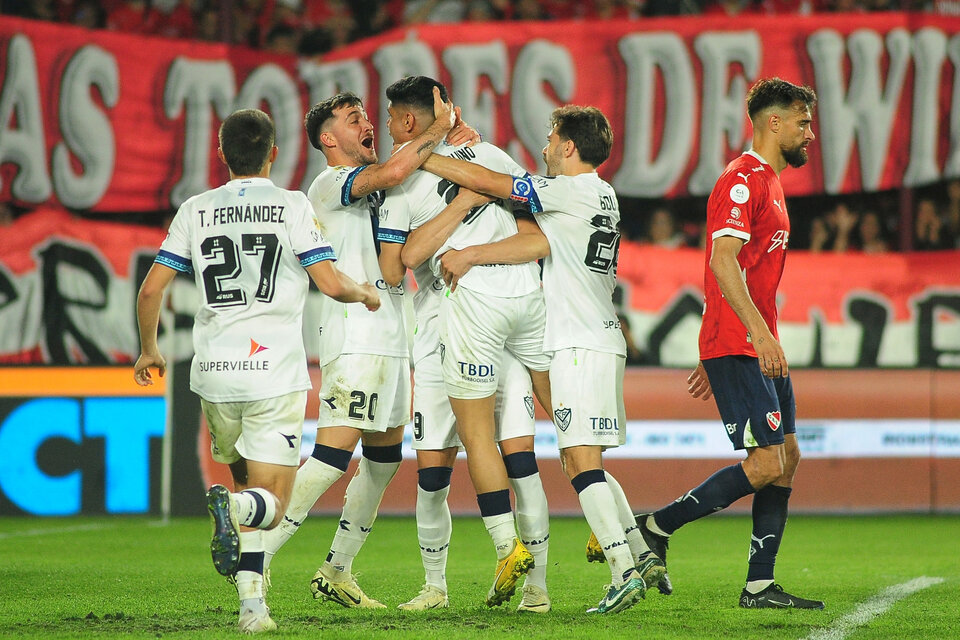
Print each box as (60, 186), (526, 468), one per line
(709, 235), (787, 378)
(421, 153), (514, 200)
(133, 263), (177, 385)
(349, 87), (455, 198)
(305, 260), (380, 311)
(401, 188), (492, 269)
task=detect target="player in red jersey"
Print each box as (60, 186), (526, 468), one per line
(635, 78), (825, 609)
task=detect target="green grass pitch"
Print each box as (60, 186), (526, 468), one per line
(1, 514), (957, 639)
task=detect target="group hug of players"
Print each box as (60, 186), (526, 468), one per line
(134, 74), (824, 633)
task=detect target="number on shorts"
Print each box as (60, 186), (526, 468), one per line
(348, 390), (379, 421)
(200, 233), (283, 307)
(583, 214), (621, 275)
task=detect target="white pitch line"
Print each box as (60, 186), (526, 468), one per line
(803, 576), (945, 640)
(0, 522), (107, 540)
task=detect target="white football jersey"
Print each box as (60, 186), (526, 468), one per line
(378, 141), (539, 361)
(307, 165), (407, 365)
(158, 177), (335, 402)
(515, 172), (626, 355)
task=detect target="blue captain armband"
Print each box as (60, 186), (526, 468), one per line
(155, 250), (193, 274)
(298, 246), (337, 267)
(509, 176), (543, 213)
(377, 228), (408, 244)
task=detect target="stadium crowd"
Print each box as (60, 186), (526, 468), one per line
(3, 0), (957, 251)
(1, 1), (951, 57)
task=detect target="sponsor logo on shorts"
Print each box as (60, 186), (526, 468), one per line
(725, 423), (738, 435)
(458, 362), (495, 383)
(281, 433), (297, 448)
(766, 411), (782, 431)
(438, 342), (445, 363)
(554, 407), (572, 432)
(413, 411), (424, 440)
(590, 417), (619, 432)
(524, 395), (535, 420)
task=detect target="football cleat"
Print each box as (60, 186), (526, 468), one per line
(739, 583), (825, 609)
(398, 584), (449, 611)
(310, 568), (386, 609)
(587, 570), (646, 614)
(206, 484), (240, 576)
(238, 607), (277, 634)
(635, 552), (667, 593)
(585, 531), (605, 563)
(637, 513), (673, 595)
(485, 538), (534, 607)
(516, 584), (551, 613)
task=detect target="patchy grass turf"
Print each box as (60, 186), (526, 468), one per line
(0, 514), (957, 639)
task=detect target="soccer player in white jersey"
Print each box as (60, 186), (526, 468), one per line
(374, 76), (552, 612)
(133, 109), (379, 633)
(381, 92), (555, 609)
(258, 88), (458, 608)
(421, 106), (667, 614)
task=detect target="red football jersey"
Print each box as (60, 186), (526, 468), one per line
(699, 151), (790, 359)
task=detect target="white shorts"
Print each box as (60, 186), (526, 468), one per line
(439, 286), (549, 399)
(495, 350), (537, 442)
(411, 349), (536, 450)
(549, 348), (626, 450)
(201, 391), (307, 467)
(317, 354), (411, 432)
(411, 347), (459, 450)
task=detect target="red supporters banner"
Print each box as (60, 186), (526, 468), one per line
(1, 210), (957, 366)
(2, 13), (960, 213)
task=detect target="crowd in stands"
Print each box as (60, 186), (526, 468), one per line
(620, 178), (960, 253)
(1, 1), (952, 56)
(3, 0), (958, 252)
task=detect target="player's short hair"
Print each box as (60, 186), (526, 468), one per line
(218, 108), (275, 176)
(304, 92), (364, 150)
(746, 78), (817, 120)
(550, 105), (613, 168)
(385, 76), (448, 113)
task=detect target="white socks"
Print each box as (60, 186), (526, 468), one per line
(605, 471), (650, 562)
(236, 530), (266, 613)
(416, 484), (452, 591)
(325, 456), (400, 577)
(577, 482), (634, 586)
(262, 457), (345, 571)
(232, 488), (278, 530)
(510, 474), (549, 591)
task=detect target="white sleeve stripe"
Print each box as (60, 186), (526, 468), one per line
(712, 228), (751, 243)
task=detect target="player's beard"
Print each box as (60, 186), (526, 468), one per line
(782, 142), (809, 168)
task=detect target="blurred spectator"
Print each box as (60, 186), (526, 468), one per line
(0, 202), (14, 227)
(645, 207), (685, 248)
(514, 0), (549, 18)
(71, 0), (105, 28)
(858, 210), (889, 253)
(196, 6), (222, 41)
(810, 201), (858, 252)
(704, 0), (761, 15)
(106, 0), (154, 34)
(914, 198), (952, 250)
(265, 22), (299, 54)
(945, 179), (960, 248)
(404, 0), (468, 23)
(153, 0), (195, 40)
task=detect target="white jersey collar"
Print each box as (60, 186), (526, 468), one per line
(744, 149), (771, 166)
(227, 177), (274, 188)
